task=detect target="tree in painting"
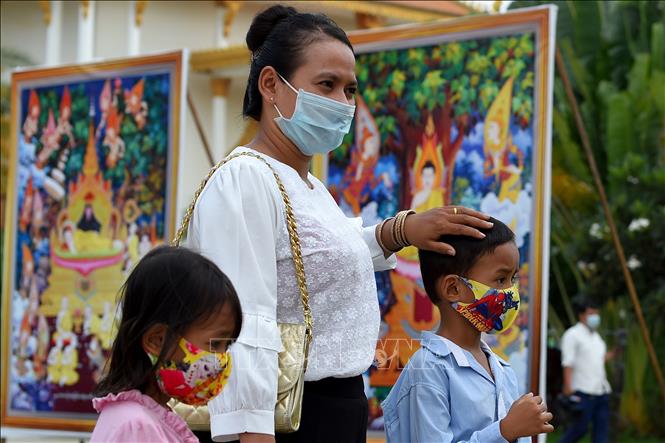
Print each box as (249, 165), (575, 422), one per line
(338, 34), (535, 206)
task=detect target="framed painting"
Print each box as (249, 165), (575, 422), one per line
(313, 6), (556, 431)
(1, 51), (187, 431)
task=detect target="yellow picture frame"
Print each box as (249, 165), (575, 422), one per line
(1, 51), (186, 432)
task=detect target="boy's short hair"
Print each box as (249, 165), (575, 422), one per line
(418, 217), (515, 304)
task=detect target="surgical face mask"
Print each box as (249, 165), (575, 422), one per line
(452, 277), (521, 334)
(273, 74), (356, 156)
(586, 313), (601, 330)
(149, 337), (232, 406)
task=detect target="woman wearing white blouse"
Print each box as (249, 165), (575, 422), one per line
(187, 5), (493, 443)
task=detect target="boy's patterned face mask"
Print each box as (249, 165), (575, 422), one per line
(452, 277), (520, 334)
(150, 337), (232, 406)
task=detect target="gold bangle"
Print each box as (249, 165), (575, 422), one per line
(397, 210), (415, 247)
(396, 211), (407, 247)
(377, 218), (398, 253)
(393, 210), (414, 248)
(391, 212), (402, 249)
(394, 211), (406, 248)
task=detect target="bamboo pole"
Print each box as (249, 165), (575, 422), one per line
(555, 47), (665, 403)
(187, 91), (215, 167)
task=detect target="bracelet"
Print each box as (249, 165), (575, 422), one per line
(393, 210), (415, 248)
(391, 212), (403, 249)
(398, 211), (411, 247)
(377, 218), (400, 253)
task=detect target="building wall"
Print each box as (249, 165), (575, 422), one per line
(1, 2), (46, 66)
(95, 1), (130, 59)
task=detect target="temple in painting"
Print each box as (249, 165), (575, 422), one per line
(39, 117), (124, 352)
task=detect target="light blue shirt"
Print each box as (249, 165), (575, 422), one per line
(381, 331), (530, 443)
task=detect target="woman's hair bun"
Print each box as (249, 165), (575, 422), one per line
(246, 5), (297, 52)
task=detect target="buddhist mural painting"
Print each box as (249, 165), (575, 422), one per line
(326, 10), (555, 430)
(2, 53), (184, 429)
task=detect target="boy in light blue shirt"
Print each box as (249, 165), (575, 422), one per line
(382, 217), (554, 443)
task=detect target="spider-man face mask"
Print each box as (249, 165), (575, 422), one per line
(452, 277), (520, 334)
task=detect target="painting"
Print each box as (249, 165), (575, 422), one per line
(1, 51), (186, 431)
(317, 7), (556, 431)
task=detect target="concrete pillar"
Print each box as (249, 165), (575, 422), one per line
(210, 78), (231, 161)
(77, 0), (95, 62)
(128, 0), (147, 56)
(44, 0), (63, 66)
(215, 5), (229, 48)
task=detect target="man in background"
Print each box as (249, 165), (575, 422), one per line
(559, 296), (612, 443)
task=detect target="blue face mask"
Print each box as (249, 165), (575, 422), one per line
(273, 74), (356, 156)
(586, 313), (601, 330)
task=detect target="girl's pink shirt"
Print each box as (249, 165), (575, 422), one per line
(90, 390), (198, 443)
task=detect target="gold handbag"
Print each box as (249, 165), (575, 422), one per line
(170, 151), (313, 434)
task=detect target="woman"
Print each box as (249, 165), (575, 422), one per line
(187, 5), (493, 443)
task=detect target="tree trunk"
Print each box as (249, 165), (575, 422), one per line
(386, 102), (424, 209)
(436, 88), (466, 205)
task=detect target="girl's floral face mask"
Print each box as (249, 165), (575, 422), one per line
(149, 337), (232, 406)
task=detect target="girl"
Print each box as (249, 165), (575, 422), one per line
(91, 246), (242, 442)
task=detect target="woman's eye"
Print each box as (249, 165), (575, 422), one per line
(320, 80), (334, 88)
(511, 274), (519, 284)
(346, 87), (357, 95)
(496, 277), (506, 285)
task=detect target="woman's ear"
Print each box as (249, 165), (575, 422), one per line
(258, 66), (280, 105)
(142, 323), (168, 357)
(436, 275), (464, 304)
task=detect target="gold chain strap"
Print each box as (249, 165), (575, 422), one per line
(172, 152), (313, 342)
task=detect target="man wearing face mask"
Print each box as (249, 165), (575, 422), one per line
(559, 297), (612, 443)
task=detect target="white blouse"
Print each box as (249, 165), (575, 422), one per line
(186, 147), (396, 440)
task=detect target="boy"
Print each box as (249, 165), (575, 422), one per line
(382, 218), (554, 442)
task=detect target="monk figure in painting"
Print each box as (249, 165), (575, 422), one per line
(78, 197), (102, 233)
(409, 115), (446, 214)
(397, 115), (447, 325)
(411, 161), (444, 213)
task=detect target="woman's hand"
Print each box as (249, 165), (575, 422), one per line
(404, 206), (493, 255)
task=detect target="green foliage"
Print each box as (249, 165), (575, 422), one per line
(511, 0), (665, 437)
(357, 34), (535, 125)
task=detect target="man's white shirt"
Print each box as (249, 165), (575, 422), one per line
(561, 322), (611, 395)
